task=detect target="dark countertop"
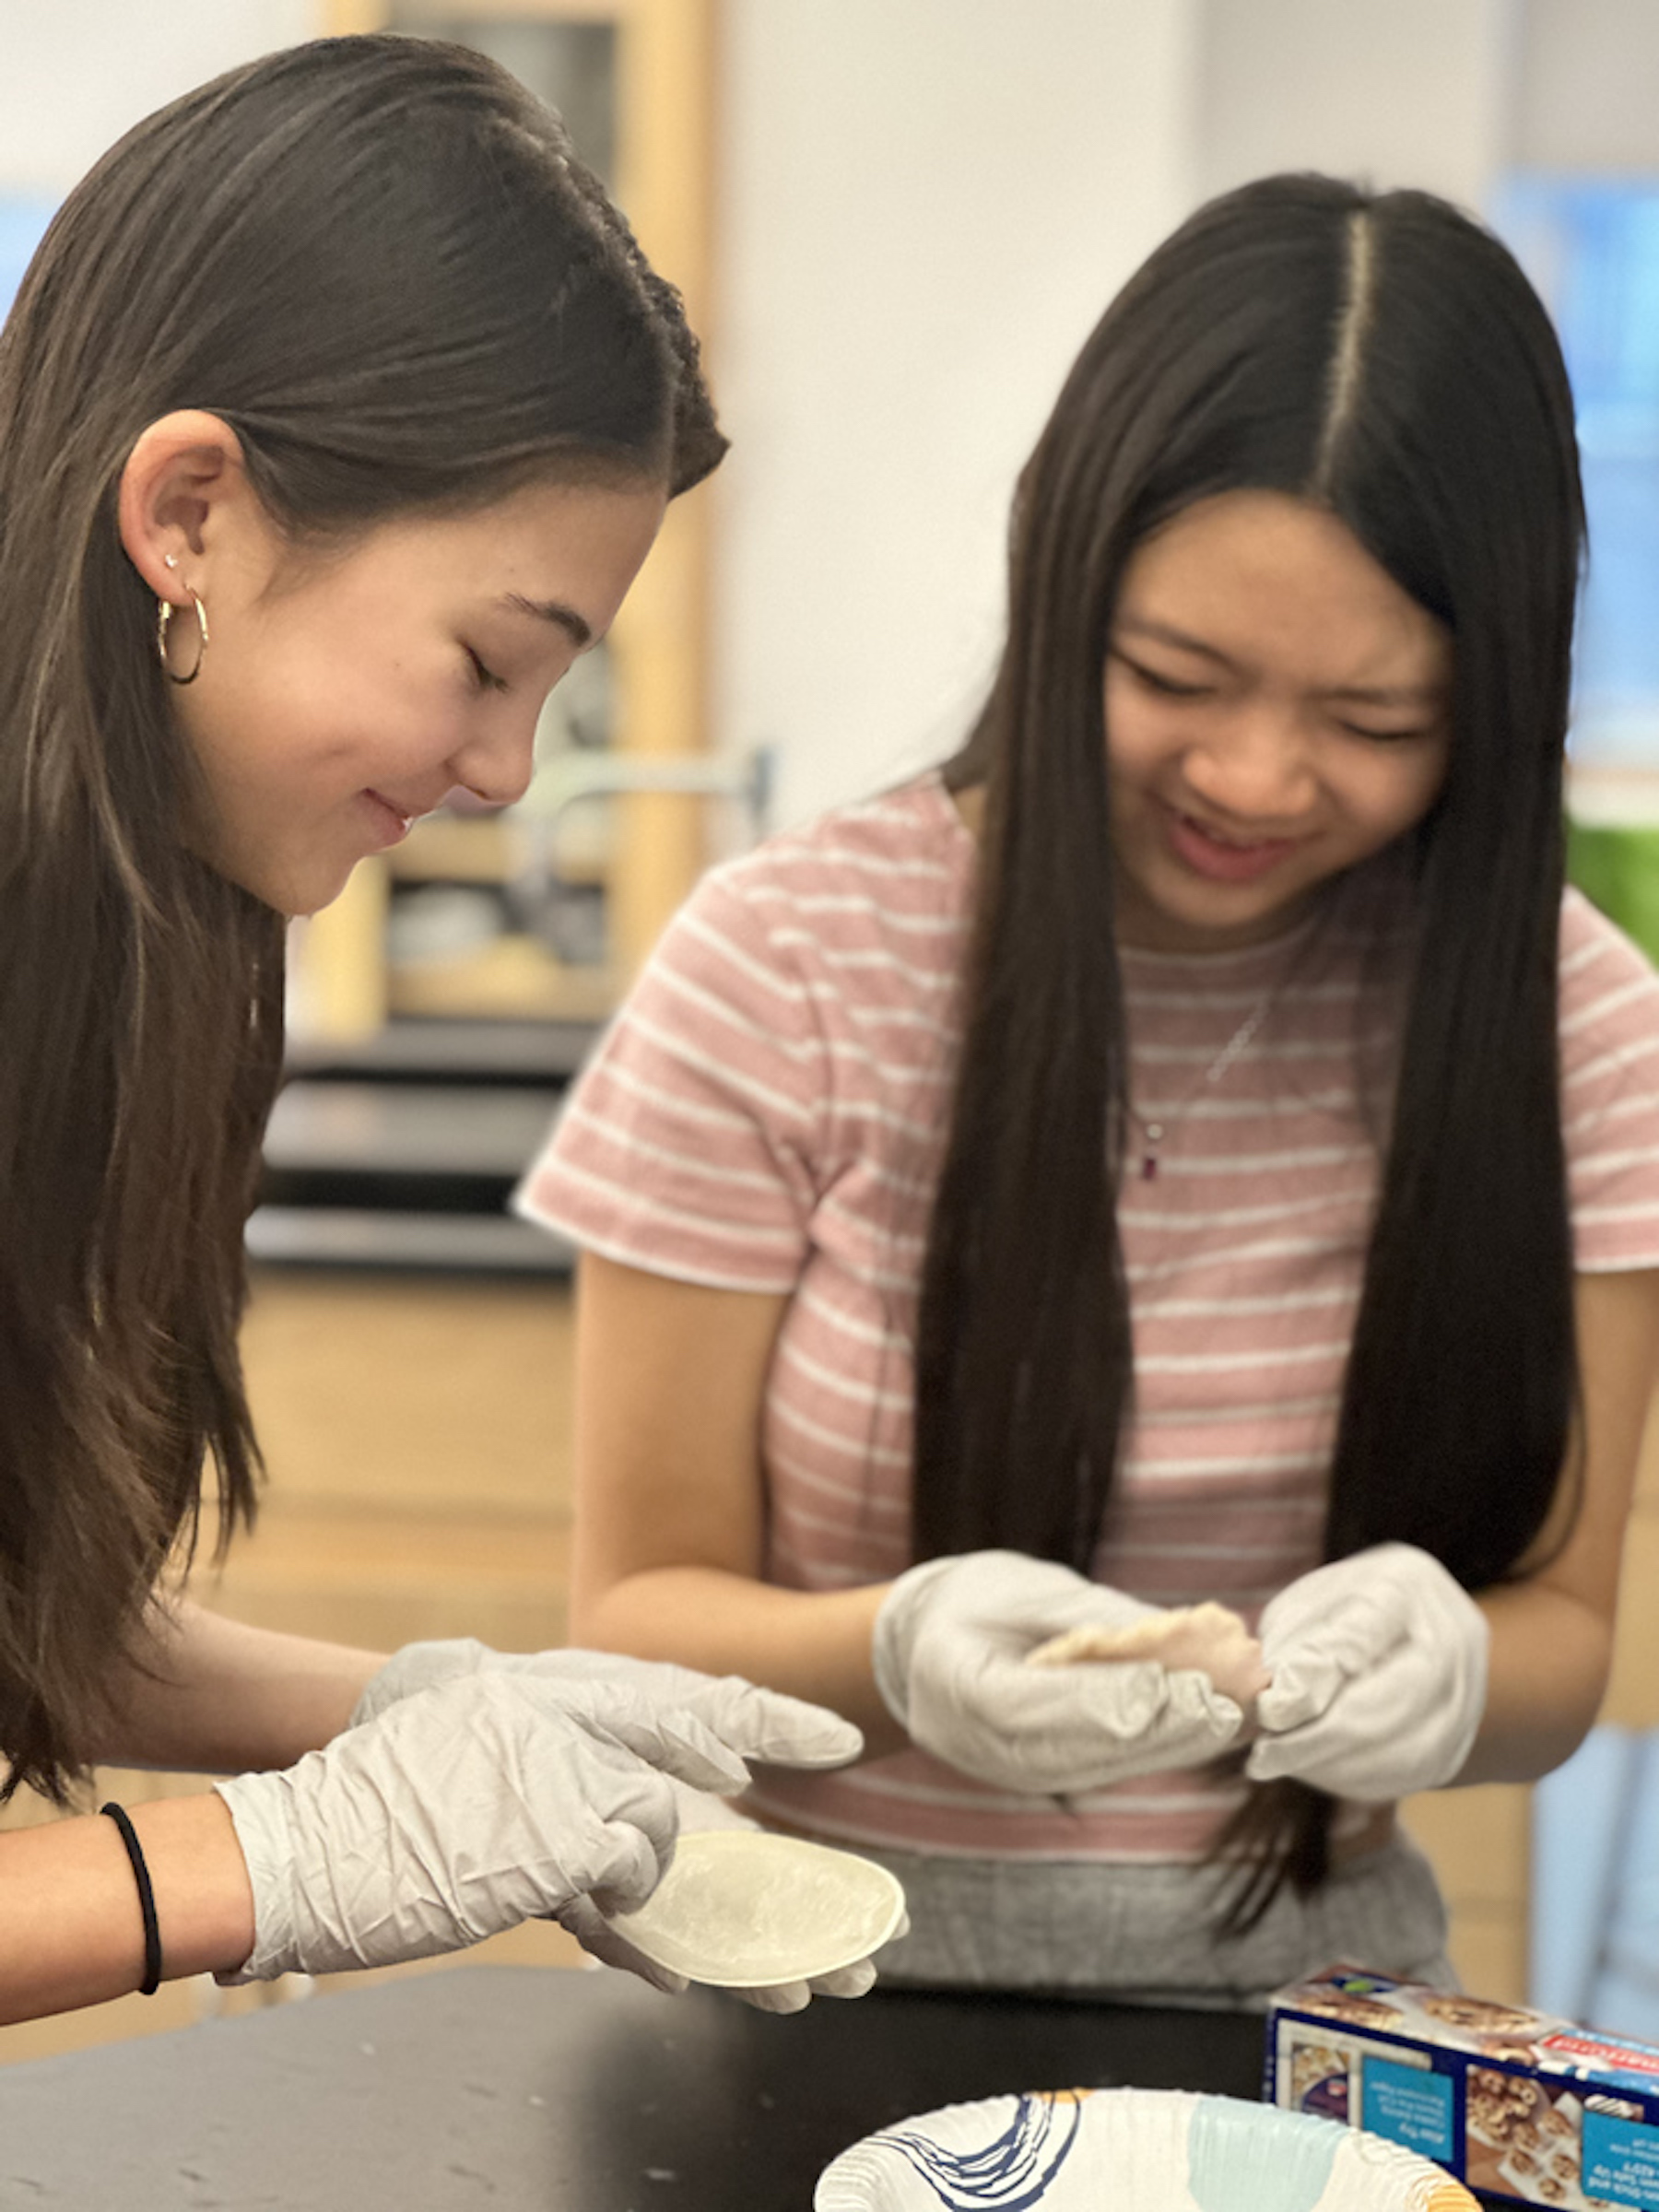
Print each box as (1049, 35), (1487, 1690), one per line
(0, 1965), (1265, 2209)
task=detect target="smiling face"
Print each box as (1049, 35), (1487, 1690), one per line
(1103, 489), (1453, 953)
(165, 472), (665, 915)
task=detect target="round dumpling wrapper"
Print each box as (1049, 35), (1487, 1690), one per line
(608, 1829), (907, 1987)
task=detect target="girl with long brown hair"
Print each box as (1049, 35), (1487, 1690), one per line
(0, 33), (868, 2026)
(523, 175), (1659, 2000)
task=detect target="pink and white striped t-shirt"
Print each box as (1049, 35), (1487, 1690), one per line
(517, 774), (1659, 1863)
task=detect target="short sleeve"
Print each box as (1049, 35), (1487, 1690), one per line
(1560, 888), (1659, 1272)
(513, 867), (828, 1293)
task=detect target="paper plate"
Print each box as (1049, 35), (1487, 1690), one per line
(815, 2086), (1479, 2212)
(608, 1829), (907, 1988)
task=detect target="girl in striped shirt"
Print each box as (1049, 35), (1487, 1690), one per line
(523, 174), (1659, 2002)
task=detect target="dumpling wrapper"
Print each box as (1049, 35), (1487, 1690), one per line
(1025, 1601), (1270, 1708)
(606, 1829), (908, 1988)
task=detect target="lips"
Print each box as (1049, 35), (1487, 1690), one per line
(1163, 802), (1304, 885)
(359, 790), (417, 848)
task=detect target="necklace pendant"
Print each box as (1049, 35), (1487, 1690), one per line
(1137, 1118), (1164, 1182)
(1140, 1118), (1163, 1179)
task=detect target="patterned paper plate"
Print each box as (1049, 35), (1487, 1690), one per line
(815, 2086), (1479, 2212)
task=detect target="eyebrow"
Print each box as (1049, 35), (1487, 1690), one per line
(1113, 614), (1445, 707)
(497, 592), (593, 651)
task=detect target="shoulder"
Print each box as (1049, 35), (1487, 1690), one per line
(1559, 886), (1659, 1056)
(700, 773), (971, 921)
(657, 773), (975, 994)
(1557, 889), (1659, 1269)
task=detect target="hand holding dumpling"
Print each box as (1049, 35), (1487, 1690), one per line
(873, 1550), (1253, 1794)
(1246, 1543), (1489, 1801)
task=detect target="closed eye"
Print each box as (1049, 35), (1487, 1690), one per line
(1335, 718), (1436, 744)
(1112, 651), (1213, 700)
(465, 646), (509, 694)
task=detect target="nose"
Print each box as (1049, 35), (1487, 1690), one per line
(446, 711), (538, 811)
(1181, 702), (1316, 826)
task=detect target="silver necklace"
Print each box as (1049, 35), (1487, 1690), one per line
(1128, 989), (1276, 1182)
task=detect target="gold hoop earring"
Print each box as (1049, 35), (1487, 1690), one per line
(156, 593), (208, 686)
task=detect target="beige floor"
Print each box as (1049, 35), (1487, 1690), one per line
(5, 1266), (1642, 2062)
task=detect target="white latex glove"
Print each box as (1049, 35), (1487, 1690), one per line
(215, 1668), (862, 1983)
(352, 1636), (841, 1751)
(350, 1638), (895, 2012)
(872, 1550), (1248, 1794)
(1246, 1543), (1489, 1802)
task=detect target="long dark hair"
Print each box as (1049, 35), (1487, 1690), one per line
(0, 33), (724, 1798)
(913, 174), (1583, 1905)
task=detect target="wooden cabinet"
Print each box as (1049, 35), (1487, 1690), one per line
(300, 0), (721, 1041)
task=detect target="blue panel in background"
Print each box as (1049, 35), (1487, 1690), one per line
(1496, 177), (1659, 771)
(0, 196), (55, 326)
(1532, 1728), (1659, 2041)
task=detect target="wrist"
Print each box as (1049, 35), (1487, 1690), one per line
(129, 1792), (257, 1982)
(870, 1558), (958, 1726)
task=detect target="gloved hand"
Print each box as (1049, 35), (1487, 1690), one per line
(351, 1639), (897, 2011)
(1246, 1543), (1489, 1802)
(352, 1636), (846, 1759)
(872, 1550), (1249, 1794)
(215, 1668), (862, 1983)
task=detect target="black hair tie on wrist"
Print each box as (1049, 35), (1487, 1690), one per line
(100, 1801), (162, 1996)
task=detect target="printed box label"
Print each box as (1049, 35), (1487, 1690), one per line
(1360, 2058), (1454, 2159)
(1583, 2112), (1659, 2211)
(1547, 2034), (1659, 2080)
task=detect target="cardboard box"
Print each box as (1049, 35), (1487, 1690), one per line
(1265, 1964), (1659, 2209)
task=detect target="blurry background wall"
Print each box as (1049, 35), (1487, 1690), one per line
(0, 0), (312, 187)
(5, 0), (1656, 829)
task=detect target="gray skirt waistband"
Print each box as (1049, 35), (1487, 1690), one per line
(852, 1835), (1453, 2010)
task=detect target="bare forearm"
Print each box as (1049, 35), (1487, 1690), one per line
(96, 1599), (385, 1773)
(0, 1794), (253, 2024)
(575, 1568), (904, 1755)
(1457, 1580), (1613, 1785)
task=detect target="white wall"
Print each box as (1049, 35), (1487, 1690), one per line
(709, 0), (1534, 830)
(1513, 0), (1659, 171)
(0, 0), (312, 194)
(1193, 0), (1514, 215)
(710, 0), (1202, 829)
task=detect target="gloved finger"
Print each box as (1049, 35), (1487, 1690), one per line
(535, 1687), (755, 1798)
(667, 1677), (865, 1771)
(1246, 1722), (1426, 1801)
(576, 1804), (678, 1916)
(805, 1959), (878, 1998)
(1163, 1668), (1244, 1733)
(1255, 1594), (1411, 1735)
(973, 1650), (1173, 1744)
(731, 1979), (813, 2014)
(1253, 1657), (1343, 1736)
(1249, 1647), (1422, 1774)
(500, 1649), (716, 1704)
(554, 1894), (688, 1994)
(1246, 1728), (1319, 1785)
(963, 1678), (1243, 1795)
(352, 1636), (492, 1724)
(1258, 1573), (1409, 1665)
(661, 1776), (761, 1839)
